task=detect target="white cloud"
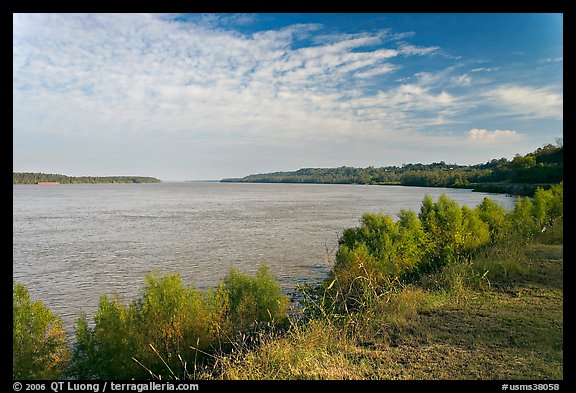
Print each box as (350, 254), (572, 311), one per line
(539, 57), (563, 63)
(469, 128), (524, 143)
(415, 67), (471, 89)
(483, 85), (563, 120)
(450, 74), (472, 87)
(354, 64), (398, 78)
(398, 42), (440, 56)
(13, 13), (451, 148)
(470, 67), (498, 73)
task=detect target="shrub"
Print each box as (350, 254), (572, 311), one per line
(533, 182), (563, 228)
(71, 295), (140, 379)
(13, 282), (70, 379)
(547, 182), (563, 222)
(322, 188), (564, 313)
(70, 266), (288, 379)
(396, 209), (431, 270)
(476, 197), (511, 243)
(419, 194), (466, 265)
(223, 265), (290, 334)
(71, 274), (229, 379)
(135, 274), (226, 377)
(510, 196), (537, 240)
(460, 205), (491, 254)
(325, 208), (433, 313)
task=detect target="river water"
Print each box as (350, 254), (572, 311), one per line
(13, 182), (515, 332)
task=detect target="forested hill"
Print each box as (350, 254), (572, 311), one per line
(13, 172), (161, 184)
(222, 143), (563, 196)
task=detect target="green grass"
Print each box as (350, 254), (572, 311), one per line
(206, 224), (563, 380)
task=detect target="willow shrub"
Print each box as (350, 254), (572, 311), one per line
(328, 209), (430, 309)
(418, 194), (490, 266)
(13, 282), (70, 379)
(70, 266), (288, 380)
(223, 265), (290, 335)
(71, 296), (141, 379)
(533, 182), (563, 228)
(476, 197), (511, 244)
(319, 184), (564, 314)
(510, 196), (538, 240)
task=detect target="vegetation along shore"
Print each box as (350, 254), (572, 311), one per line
(223, 143), (562, 196)
(13, 179), (562, 380)
(13, 172), (161, 184)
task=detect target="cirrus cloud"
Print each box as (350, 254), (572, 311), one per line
(483, 85), (563, 120)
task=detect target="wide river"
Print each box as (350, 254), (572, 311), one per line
(13, 182), (515, 332)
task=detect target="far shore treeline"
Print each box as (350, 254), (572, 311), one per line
(223, 142), (563, 196)
(13, 172), (161, 184)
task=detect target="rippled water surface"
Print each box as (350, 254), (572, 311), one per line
(13, 182), (515, 332)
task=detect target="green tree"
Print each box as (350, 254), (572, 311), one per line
(71, 275), (226, 379)
(396, 209), (431, 271)
(13, 283), (70, 379)
(330, 210), (432, 310)
(135, 273), (227, 378)
(533, 183), (563, 228)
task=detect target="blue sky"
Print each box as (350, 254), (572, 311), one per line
(13, 13), (563, 181)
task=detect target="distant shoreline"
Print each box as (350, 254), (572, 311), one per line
(219, 178), (554, 197)
(13, 172), (161, 185)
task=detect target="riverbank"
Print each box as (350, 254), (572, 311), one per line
(222, 179), (551, 197)
(388, 181), (555, 197)
(466, 182), (554, 196)
(210, 223), (563, 379)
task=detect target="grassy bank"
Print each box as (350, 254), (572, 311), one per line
(208, 223), (563, 379)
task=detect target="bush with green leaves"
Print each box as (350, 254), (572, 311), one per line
(328, 209), (431, 310)
(70, 266), (288, 379)
(476, 197), (511, 244)
(418, 194), (491, 265)
(510, 196), (538, 240)
(460, 205), (491, 255)
(223, 265), (290, 335)
(533, 182), (563, 228)
(316, 184), (562, 313)
(71, 295), (140, 379)
(13, 282), (70, 379)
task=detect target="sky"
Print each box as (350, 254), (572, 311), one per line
(13, 13), (563, 181)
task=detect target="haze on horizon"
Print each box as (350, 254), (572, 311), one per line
(13, 13), (563, 181)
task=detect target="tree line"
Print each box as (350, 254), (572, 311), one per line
(13, 172), (161, 184)
(222, 142), (563, 195)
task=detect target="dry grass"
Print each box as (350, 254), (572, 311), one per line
(211, 320), (366, 379)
